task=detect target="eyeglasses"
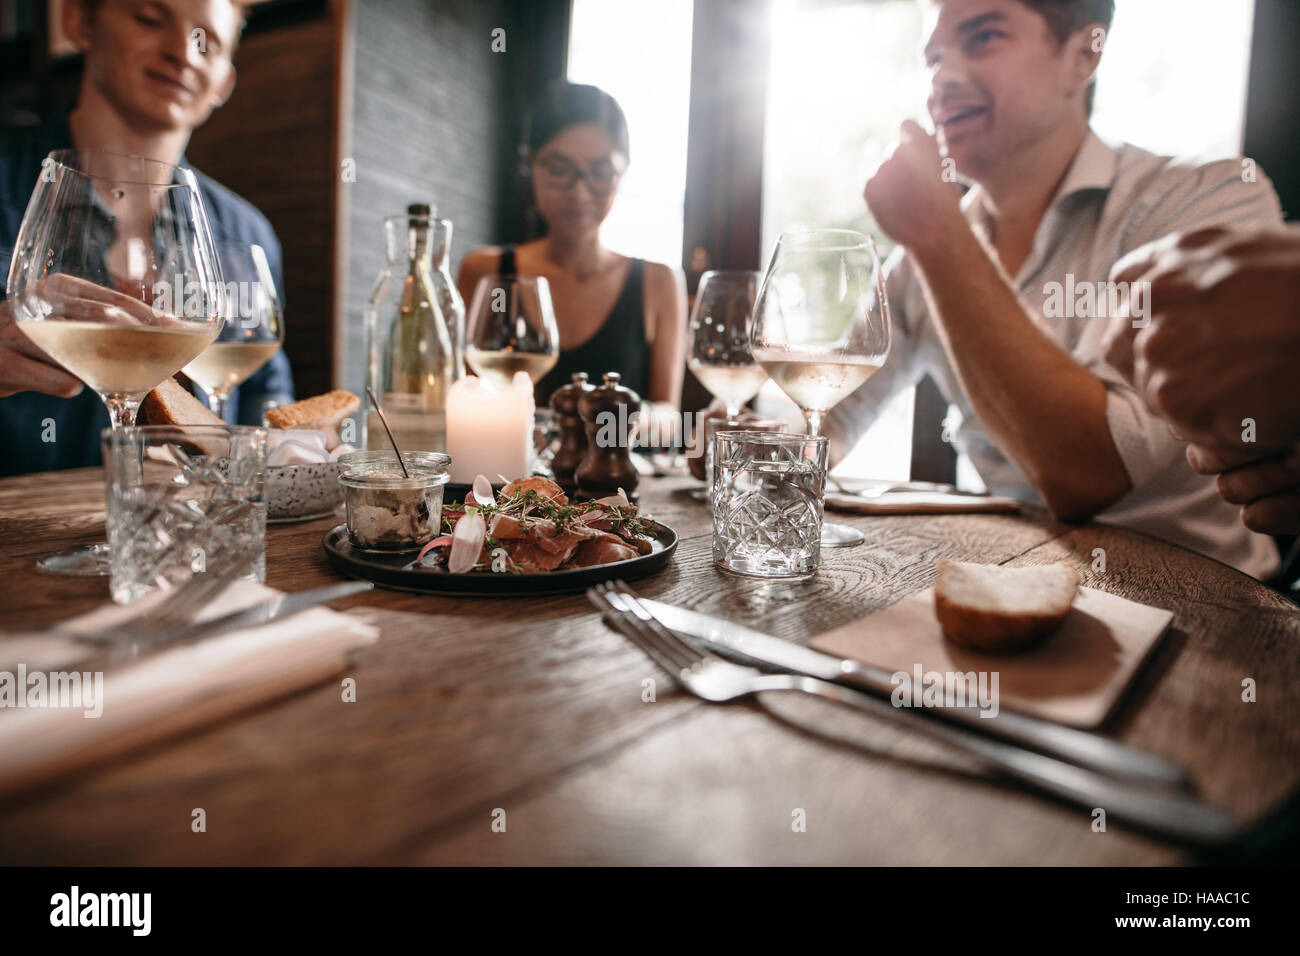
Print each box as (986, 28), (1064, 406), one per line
(532, 154), (622, 194)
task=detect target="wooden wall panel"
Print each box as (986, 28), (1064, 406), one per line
(186, 10), (340, 398)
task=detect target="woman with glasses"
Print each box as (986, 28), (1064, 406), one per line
(457, 82), (685, 439)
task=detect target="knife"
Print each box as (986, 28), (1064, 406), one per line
(82, 580), (376, 667)
(640, 598), (1191, 790)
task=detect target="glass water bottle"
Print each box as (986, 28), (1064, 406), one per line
(430, 216), (466, 380)
(364, 204), (455, 452)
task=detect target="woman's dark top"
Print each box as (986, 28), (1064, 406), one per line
(499, 245), (649, 407)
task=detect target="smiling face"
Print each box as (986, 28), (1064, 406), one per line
(530, 124), (626, 237)
(921, 0), (1098, 181)
(68, 0), (241, 134)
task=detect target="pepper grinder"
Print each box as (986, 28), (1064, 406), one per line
(549, 372), (593, 493)
(575, 372), (640, 501)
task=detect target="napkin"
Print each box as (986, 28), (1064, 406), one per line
(825, 490), (1021, 515)
(0, 581), (378, 795)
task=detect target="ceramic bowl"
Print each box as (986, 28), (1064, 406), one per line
(266, 460), (344, 522)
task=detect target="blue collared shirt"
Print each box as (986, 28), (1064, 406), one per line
(0, 113), (295, 476)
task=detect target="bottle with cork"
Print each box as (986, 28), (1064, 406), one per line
(364, 202), (455, 452)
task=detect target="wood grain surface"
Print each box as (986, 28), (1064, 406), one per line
(0, 468), (1296, 865)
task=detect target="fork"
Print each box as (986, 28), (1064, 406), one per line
(41, 570), (235, 654)
(588, 580), (1241, 848)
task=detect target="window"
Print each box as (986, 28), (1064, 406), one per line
(760, 0), (925, 481)
(566, 0), (695, 266)
(1092, 0), (1256, 157)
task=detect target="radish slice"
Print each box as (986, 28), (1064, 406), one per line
(593, 489), (629, 507)
(472, 474), (495, 508)
(448, 512), (487, 573)
(416, 534), (454, 564)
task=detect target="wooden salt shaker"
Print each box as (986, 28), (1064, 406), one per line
(549, 372), (592, 493)
(575, 372), (640, 501)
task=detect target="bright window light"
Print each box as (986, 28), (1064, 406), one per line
(567, 0), (694, 267)
(1092, 0), (1256, 157)
(761, 0), (925, 481)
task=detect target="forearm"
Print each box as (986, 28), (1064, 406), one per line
(909, 227), (1130, 519)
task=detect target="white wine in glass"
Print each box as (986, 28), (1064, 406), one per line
(182, 241), (284, 417)
(464, 347), (558, 385)
(751, 229), (891, 548)
(757, 355), (882, 420)
(465, 274), (559, 387)
(687, 270), (767, 418)
(6, 148), (226, 574)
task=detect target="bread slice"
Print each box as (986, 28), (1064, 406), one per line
(139, 377), (225, 427)
(933, 560), (1080, 653)
(264, 390), (360, 448)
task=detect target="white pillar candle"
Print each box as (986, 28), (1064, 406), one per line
(445, 372), (535, 485)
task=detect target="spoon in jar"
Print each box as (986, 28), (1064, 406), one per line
(366, 386), (410, 478)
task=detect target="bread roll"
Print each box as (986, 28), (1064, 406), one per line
(139, 377), (225, 427)
(933, 560), (1080, 653)
(264, 390), (360, 449)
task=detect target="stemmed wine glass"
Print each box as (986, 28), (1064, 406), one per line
(688, 269), (768, 419)
(182, 240), (284, 419)
(750, 228), (891, 548)
(464, 274), (560, 388)
(6, 148), (226, 574)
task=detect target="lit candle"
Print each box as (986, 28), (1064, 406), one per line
(445, 372), (535, 484)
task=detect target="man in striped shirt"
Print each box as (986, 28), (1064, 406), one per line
(828, 0), (1281, 577)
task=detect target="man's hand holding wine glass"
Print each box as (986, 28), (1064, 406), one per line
(0, 299), (84, 399)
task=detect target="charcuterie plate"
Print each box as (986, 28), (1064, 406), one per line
(322, 520), (678, 596)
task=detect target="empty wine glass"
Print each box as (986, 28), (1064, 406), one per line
(750, 228), (891, 548)
(465, 274), (560, 387)
(688, 269), (768, 419)
(6, 148), (226, 574)
(182, 241), (284, 419)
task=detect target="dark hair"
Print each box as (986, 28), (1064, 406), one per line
(1014, 0), (1115, 115)
(525, 82), (630, 162)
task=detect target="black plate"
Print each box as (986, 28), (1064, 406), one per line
(321, 521), (678, 596)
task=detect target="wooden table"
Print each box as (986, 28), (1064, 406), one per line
(0, 467), (1297, 865)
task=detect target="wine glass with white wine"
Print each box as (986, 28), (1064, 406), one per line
(182, 241), (283, 419)
(6, 148), (226, 574)
(750, 229), (891, 548)
(465, 274), (559, 387)
(688, 269), (768, 419)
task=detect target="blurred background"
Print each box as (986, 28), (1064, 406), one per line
(1, 0), (1295, 480)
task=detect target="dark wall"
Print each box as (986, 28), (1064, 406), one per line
(188, 6), (340, 398)
(340, 0), (567, 395)
(1243, 0), (1300, 221)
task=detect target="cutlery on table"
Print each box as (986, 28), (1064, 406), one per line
(588, 581), (1238, 848)
(635, 594), (1190, 790)
(829, 475), (962, 498)
(3, 580), (374, 672)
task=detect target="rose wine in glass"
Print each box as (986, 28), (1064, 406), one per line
(751, 229), (891, 548)
(6, 148), (226, 574)
(464, 274), (560, 388)
(183, 241), (284, 418)
(687, 270), (768, 419)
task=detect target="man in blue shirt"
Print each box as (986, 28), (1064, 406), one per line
(0, 0), (293, 477)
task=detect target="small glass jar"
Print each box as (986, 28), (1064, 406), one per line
(337, 451), (451, 551)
